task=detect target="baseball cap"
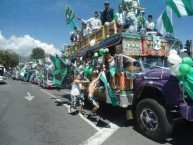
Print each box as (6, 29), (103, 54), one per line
(104, 1), (109, 4)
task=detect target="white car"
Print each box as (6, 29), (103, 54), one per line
(0, 67), (4, 83)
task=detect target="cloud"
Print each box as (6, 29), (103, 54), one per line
(0, 31), (61, 57)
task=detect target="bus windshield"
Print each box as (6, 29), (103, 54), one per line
(139, 57), (169, 68)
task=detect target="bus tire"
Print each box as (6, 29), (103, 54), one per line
(135, 98), (173, 142)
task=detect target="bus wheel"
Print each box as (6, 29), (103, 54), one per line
(135, 98), (173, 142)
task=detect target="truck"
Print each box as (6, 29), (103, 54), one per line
(66, 26), (193, 141)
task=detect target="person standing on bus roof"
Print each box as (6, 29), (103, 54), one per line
(137, 9), (146, 33)
(145, 15), (155, 31)
(116, 4), (130, 31)
(123, 0), (145, 33)
(78, 11), (102, 32)
(101, 1), (117, 37)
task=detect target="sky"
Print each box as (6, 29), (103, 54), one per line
(0, 0), (193, 56)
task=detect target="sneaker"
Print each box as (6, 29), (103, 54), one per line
(69, 107), (76, 114)
(106, 35), (109, 38)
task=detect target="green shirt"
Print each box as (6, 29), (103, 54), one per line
(137, 16), (146, 28)
(123, 0), (138, 12)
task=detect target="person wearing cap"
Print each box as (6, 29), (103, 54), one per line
(78, 11), (102, 32)
(101, 1), (117, 37)
(145, 15), (155, 31)
(137, 10), (146, 32)
(116, 4), (129, 31)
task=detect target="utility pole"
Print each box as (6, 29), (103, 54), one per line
(190, 40), (193, 58)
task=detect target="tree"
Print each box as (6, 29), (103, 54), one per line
(0, 50), (19, 70)
(30, 47), (45, 61)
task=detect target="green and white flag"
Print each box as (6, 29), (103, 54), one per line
(99, 72), (120, 106)
(156, 6), (173, 35)
(53, 55), (68, 87)
(50, 54), (56, 64)
(66, 3), (75, 24)
(70, 20), (77, 29)
(166, 0), (193, 17)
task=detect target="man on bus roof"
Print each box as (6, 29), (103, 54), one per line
(101, 1), (117, 37)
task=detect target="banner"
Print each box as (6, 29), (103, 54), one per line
(100, 72), (120, 106)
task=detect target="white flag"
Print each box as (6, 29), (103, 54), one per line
(166, 0), (193, 17)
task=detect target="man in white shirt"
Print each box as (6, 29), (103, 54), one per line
(78, 11), (102, 32)
(146, 15), (155, 31)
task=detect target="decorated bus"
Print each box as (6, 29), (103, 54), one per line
(66, 26), (193, 141)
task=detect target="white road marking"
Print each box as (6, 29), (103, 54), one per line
(56, 99), (62, 102)
(81, 116), (126, 145)
(40, 89), (101, 131)
(25, 92), (35, 101)
(40, 89), (57, 99)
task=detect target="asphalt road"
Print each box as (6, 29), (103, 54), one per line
(0, 80), (193, 145)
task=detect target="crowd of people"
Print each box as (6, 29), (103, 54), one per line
(68, 48), (117, 118)
(70, 0), (158, 45)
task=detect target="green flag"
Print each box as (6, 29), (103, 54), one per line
(70, 20), (77, 29)
(166, 0), (193, 17)
(53, 55), (68, 87)
(100, 72), (120, 106)
(66, 3), (75, 25)
(25, 71), (31, 81)
(156, 6), (173, 35)
(50, 54), (56, 64)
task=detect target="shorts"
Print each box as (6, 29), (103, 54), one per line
(104, 20), (115, 27)
(110, 68), (116, 77)
(71, 95), (84, 108)
(88, 96), (99, 108)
